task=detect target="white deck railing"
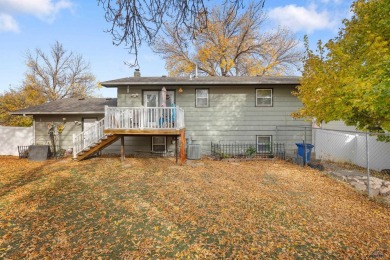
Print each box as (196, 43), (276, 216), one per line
(72, 118), (105, 158)
(104, 106), (185, 130)
(72, 106), (185, 158)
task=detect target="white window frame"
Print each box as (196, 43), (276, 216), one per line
(256, 89), (273, 107)
(152, 136), (166, 152)
(256, 135), (272, 153)
(196, 89), (209, 107)
(143, 90), (175, 107)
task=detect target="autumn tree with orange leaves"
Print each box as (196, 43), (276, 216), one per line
(153, 1), (301, 76)
(0, 85), (46, 126)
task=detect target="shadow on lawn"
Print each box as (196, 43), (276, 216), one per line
(0, 160), (58, 197)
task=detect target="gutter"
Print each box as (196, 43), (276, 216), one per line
(10, 111), (107, 115)
(102, 81), (300, 87)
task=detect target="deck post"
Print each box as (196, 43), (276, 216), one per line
(175, 135), (178, 164)
(120, 136), (125, 162)
(180, 129), (186, 164)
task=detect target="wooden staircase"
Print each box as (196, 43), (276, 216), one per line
(76, 134), (119, 161)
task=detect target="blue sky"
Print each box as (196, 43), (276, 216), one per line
(0, 0), (353, 97)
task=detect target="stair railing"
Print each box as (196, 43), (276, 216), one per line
(72, 118), (105, 159)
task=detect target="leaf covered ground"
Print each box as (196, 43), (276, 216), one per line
(1, 156), (389, 258)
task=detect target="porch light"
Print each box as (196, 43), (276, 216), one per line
(178, 87), (183, 93)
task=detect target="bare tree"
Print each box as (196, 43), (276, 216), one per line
(26, 41), (96, 101)
(98, 0), (252, 66)
(153, 1), (301, 76)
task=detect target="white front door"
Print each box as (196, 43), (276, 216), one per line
(143, 90), (176, 128)
(82, 118), (98, 146)
(144, 91), (159, 126)
(144, 91), (159, 107)
(83, 118), (97, 131)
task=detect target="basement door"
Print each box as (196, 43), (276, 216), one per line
(82, 118), (98, 146)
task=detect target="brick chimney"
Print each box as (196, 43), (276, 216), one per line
(134, 69), (141, 77)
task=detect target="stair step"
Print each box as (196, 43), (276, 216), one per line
(76, 132), (120, 160)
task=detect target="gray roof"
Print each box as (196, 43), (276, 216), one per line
(11, 98), (117, 115)
(101, 76), (300, 87)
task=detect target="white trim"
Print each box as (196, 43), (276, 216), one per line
(256, 89), (273, 107)
(152, 136), (166, 152)
(196, 89), (209, 107)
(256, 135), (272, 153)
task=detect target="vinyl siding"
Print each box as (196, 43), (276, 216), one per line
(102, 136), (176, 156)
(179, 86), (310, 155)
(117, 84), (311, 156)
(34, 114), (103, 152)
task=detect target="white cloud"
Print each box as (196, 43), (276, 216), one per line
(0, 13), (19, 32)
(319, 0), (343, 4)
(0, 0), (72, 32)
(268, 4), (336, 34)
(0, 0), (72, 17)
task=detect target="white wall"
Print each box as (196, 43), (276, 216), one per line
(321, 121), (358, 131)
(314, 129), (390, 171)
(0, 126), (34, 156)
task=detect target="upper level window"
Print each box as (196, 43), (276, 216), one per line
(256, 89), (272, 107)
(196, 89), (209, 107)
(143, 90), (175, 107)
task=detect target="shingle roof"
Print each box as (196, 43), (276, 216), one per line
(11, 98), (117, 115)
(101, 76), (300, 87)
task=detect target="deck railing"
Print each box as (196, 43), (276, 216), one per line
(72, 118), (105, 158)
(104, 106), (185, 130)
(72, 106), (185, 158)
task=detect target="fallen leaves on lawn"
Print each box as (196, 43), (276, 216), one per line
(0, 157), (389, 258)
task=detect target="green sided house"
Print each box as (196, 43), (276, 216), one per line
(12, 72), (311, 161)
(11, 98), (117, 156)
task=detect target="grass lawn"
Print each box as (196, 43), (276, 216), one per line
(0, 157), (389, 258)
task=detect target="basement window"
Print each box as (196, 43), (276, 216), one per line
(256, 135), (272, 153)
(152, 136), (166, 152)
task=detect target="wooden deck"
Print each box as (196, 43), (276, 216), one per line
(104, 128), (182, 136)
(73, 106), (186, 163)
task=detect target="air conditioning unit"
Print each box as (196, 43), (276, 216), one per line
(187, 144), (201, 160)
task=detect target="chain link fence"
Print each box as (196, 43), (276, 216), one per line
(275, 125), (312, 159)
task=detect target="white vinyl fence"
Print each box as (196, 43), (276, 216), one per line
(313, 128), (390, 171)
(0, 126), (34, 156)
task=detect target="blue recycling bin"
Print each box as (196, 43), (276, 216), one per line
(296, 143), (314, 163)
